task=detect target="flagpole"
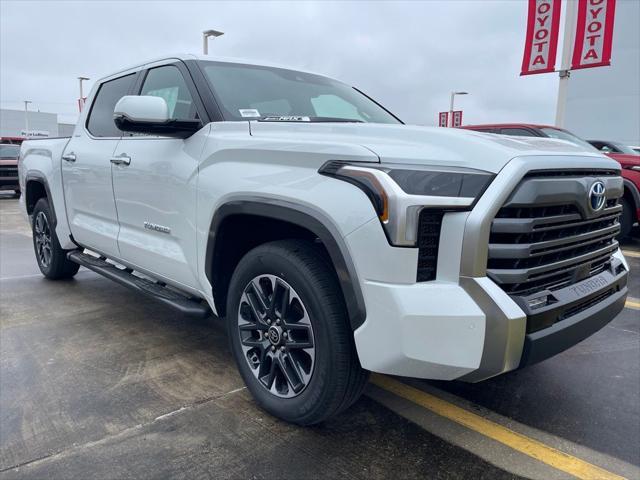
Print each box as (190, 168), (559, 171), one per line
(555, 0), (578, 127)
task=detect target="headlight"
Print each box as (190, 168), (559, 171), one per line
(319, 161), (494, 246)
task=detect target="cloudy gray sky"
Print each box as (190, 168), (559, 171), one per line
(1, 0), (561, 125)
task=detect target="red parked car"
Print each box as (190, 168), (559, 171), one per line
(0, 143), (21, 198)
(461, 124), (640, 239)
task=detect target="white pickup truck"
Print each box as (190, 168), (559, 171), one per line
(19, 54), (629, 425)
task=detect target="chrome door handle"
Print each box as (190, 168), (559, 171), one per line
(62, 152), (77, 162)
(110, 154), (131, 166)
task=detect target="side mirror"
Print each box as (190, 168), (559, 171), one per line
(113, 95), (201, 138)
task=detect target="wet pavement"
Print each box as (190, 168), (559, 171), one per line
(1, 194), (638, 479)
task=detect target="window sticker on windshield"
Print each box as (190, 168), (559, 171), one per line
(239, 109), (261, 118)
(261, 116), (311, 122)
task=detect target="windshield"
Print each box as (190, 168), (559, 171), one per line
(540, 127), (599, 152)
(0, 145), (20, 158)
(610, 142), (639, 155)
(200, 61), (401, 124)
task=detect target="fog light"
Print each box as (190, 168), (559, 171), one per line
(527, 296), (549, 310)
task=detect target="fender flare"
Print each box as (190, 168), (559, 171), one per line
(24, 172), (56, 227)
(204, 197), (367, 330)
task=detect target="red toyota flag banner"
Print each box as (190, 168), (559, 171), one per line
(571, 0), (616, 69)
(438, 112), (449, 127)
(451, 111), (463, 128)
(521, 0), (562, 75)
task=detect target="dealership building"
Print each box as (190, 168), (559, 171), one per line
(0, 108), (75, 142)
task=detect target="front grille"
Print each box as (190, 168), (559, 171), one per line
(0, 166), (18, 177)
(416, 210), (444, 282)
(487, 174), (622, 296)
(559, 288), (615, 322)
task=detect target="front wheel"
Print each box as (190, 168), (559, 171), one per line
(32, 198), (80, 279)
(226, 240), (368, 425)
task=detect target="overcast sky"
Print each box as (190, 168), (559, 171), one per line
(1, 0), (561, 125)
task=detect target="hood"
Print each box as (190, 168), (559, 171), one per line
(249, 122), (608, 174)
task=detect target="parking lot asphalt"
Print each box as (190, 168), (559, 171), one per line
(1, 193), (638, 479)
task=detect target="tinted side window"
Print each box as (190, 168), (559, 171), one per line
(140, 65), (198, 121)
(86, 74), (136, 137)
(470, 128), (498, 134)
(500, 128), (537, 137)
(602, 143), (621, 153)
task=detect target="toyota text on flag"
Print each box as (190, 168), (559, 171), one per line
(571, 0), (617, 69)
(521, 0), (562, 75)
(438, 112), (449, 127)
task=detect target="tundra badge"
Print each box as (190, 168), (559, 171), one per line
(144, 222), (171, 234)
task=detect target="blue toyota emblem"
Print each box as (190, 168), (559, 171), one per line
(589, 181), (606, 212)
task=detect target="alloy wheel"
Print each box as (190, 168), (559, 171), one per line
(237, 274), (315, 398)
(34, 211), (52, 269)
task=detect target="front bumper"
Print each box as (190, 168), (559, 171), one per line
(353, 250), (628, 382)
(353, 275), (527, 381)
(348, 215), (527, 381)
(519, 259), (628, 367)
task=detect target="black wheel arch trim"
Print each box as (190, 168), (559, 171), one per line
(24, 172), (56, 228)
(205, 197), (367, 330)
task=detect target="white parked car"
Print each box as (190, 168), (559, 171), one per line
(18, 54), (629, 424)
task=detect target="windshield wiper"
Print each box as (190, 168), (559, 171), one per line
(258, 116), (364, 123)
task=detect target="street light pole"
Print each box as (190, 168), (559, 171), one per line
(202, 29), (224, 55)
(449, 91), (468, 127)
(77, 76), (90, 112)
(23, 100), (32, 139)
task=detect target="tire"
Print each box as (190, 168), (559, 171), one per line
(32, 198), (80, 280)
(226, 239), (369, 425)
(618, 197), (633, 240)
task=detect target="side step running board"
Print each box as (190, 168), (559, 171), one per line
(67, 251), (210, 318)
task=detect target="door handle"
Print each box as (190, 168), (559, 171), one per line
(110, 154), (131, 166)
(62, 152), (77, 162)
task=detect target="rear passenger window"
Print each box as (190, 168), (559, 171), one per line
(500, 128), (536, 137)
(86, 74), (136, 137)
(140, 65), (199, 121)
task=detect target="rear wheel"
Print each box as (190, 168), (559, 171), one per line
(32, 198), (80, 279)
(226, 239), (368, 425)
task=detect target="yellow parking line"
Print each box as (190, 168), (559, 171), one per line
(621, 249), (640, 258)
(626, 298), (640, 310)
(371, 374), (626, 480)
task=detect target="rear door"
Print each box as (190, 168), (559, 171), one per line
(61, 73), (137, 258)
(110, 62), (208, 289)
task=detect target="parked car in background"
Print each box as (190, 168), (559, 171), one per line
(631, 146), (640, 154)
(0, 143), (21, 197)
(462, 124), (640, 239)
(588, 140), (640, 156)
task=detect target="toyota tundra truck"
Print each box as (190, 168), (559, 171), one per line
(18, 54), (629, 425)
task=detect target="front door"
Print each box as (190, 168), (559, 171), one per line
(111, 63), (207, 289)
(61, 73), (137, 258)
